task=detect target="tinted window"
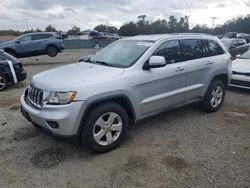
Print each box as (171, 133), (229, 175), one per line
(32, 34), (53, 40)
(180, 39), (208, 60)
(153, 40), (182, 64)
(17, 35), (32, 42)
(206, 40), (224, 56)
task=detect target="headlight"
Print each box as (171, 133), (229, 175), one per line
(47, 91), (77, 104)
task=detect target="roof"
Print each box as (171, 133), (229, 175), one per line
(21, 32), (57, 36)
(123, 33), (215, 41)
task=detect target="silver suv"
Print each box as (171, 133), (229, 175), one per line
(20, 34), (231, 153)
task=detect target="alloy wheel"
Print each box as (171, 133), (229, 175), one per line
(93, 112), (123, 146)
(210, 85), (223, 108)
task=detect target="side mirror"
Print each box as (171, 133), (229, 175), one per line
(15, 40), (20, 44)
(78, 55), (92, 62)
(143, 56), (166, 70)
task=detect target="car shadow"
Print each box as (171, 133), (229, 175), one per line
(228, 86), (250, 94)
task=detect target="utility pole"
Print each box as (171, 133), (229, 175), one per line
(106, 21), (109, 34)
(25, 18), (29, 31)
(211, 17), (217, 28)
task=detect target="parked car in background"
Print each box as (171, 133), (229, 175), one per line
(224, 32), (237, 38)
(0, 50), (27, 91)
(221, 38), (248, 58)
(0, 32), (64, 58)
(20, 34), (231, 153)
(230, 49), (250, 89)
(107, 33), (120, 39)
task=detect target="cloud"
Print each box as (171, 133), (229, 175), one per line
(63, 8), (76, 13)
(216, 3), (226, 8)
(0, 0), (249, 31)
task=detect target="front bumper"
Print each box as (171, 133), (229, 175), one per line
(20, 95), (88, 136)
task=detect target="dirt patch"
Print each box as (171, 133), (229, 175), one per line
(122, 155), (149, 172)
(9, 105), (20, 111)
(31, 148), (70, 168)
(224, 112), (247, 118)
(0, 96), (19, 108)
(162, 156), (189, 171)
(12, 127), (41, 141)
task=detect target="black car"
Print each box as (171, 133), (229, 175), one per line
(0, 50), (27, 91)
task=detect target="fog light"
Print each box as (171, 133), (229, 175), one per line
(47, 121), (59, 129)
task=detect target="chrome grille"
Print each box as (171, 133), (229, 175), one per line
(25, 85), (43, 108)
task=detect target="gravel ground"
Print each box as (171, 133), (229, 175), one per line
(0, 53), (250, 187)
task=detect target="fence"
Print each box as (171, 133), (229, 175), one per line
(63, 39), (116, 49)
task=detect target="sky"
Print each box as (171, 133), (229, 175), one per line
(0, 0), (250, 31)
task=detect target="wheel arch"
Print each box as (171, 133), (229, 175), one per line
(77, 94), (136, 140)
(212, 73), (229, 87)
(46, 44), (58, 50)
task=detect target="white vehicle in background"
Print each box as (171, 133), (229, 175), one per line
(230, 49), (250, 89)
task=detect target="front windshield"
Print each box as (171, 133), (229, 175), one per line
(239, 49), (250, 59)
(91, 40), (153, 68)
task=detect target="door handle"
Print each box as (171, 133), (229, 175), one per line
(175, 67), (185, 71)
(206, 61), (214, 65)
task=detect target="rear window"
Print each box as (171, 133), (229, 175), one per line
(180, 39), (208, 61)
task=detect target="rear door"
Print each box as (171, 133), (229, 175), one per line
(140, 40), (186, 116)
(31, 34), (53, 52)
(180, 39), (213, 101)
(182, 39), (226, 101)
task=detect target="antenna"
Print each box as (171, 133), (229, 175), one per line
(25, 18), (29, 31)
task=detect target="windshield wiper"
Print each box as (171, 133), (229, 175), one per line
(94, 61), (114, 67)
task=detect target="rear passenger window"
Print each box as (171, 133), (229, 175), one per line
(180, 39), (208, 61)
(152, 40), (182, 64)
(206, 40), (224, 56)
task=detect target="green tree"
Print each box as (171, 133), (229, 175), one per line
(45, 25), (57, 32)
(66, 26), (81, 35)
(94, 24), (118, 33)
(119, 22), (137, 36)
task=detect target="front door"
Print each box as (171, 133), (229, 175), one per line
(140, 40), (186, 116)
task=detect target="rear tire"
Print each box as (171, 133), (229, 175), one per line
(46, 45), (58, 57)
(81, 102), (129, 153)
(0, 74), (7, 91)
(200, 80), (225, 112)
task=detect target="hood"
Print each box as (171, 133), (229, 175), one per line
(232, 58), (250, 73)
(31, 62), (124, 90)
(0, 41), (14, 47)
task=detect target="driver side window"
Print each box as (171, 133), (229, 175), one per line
(18, 35), (32, 42)
(152, 40), (182, 64)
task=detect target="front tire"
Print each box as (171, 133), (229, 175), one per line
(46, 45), (58, 57)
(200, 80), (226, 112)
(0, 74), (8, 91)
(81, 102), (129, 153)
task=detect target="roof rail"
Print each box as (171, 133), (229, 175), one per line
(169, 33), (210, 36)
